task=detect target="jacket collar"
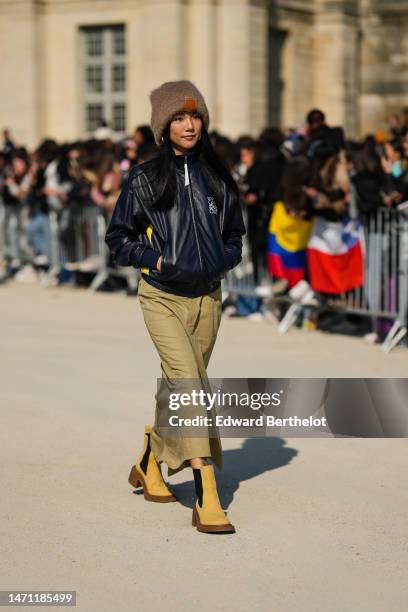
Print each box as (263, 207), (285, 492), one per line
(172, 148), (199, 169)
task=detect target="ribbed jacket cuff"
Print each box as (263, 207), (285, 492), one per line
(139, 247), (161, 270)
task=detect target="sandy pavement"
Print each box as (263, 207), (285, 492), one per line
(0, 281), (407, 611)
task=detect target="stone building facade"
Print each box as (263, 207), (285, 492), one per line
(1, 0), (407, 147)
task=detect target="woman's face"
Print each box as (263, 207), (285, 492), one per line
(385, 142), (400, 163)
(133, 129), (144, 146)
(169, 111), (202, 154)
(12, 157), (27, 177)
(240, 147), (255, 168)
(125, 145), (137, 160)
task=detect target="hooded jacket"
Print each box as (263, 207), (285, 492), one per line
(104, 150), (246, 297)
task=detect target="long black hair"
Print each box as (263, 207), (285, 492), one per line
(143, 120), (239, 211)
(282, 155), (311, 213)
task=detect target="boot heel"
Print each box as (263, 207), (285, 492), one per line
(192, 465), (236, 534)
(128, 466), (143, 489)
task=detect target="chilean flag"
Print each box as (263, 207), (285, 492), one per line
(307, 217), (364, 294)
(267, 201), (314, 287)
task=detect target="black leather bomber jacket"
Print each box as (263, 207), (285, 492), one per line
(104, 151), (246, 297)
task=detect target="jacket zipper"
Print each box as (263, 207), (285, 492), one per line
(184, 155), (204, 274)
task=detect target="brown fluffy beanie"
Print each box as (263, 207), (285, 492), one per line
(150, 80), (210, 145)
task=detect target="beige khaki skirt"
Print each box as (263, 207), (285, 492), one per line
(137, 277), (223, 476)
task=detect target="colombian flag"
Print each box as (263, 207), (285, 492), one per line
(267, 201), (314, 287)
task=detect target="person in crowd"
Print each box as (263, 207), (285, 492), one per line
(267, 156), (315, 290)
(239, 138), (278, 284)
(57, 146), (96, 269)
(88, 149), (122, 217)
(0, 152), (8, 191)
(132, 124), (155, 156)
(136, 142), (158, 164)
(381, 138), (408, 202)
(2, 148), (32, 208)
(42, 142), (74, 212)
(305, 138), (350, 221)
(258, 127), (285, 177)
(25, 143), (53, 265)
(347, 143), (396, 215)
(211, 132), (236, 171)
(2, 128), (15, 160)
(2, 148), (33, 271)
(223, 137), (279, 319)
(120, 140), (138, 181)
(280, 156), (314, 219)
(304, 109), (345, 157)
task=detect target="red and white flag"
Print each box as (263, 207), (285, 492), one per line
(307, 217), (364, 294)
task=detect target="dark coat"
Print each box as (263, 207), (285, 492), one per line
(105, 151), (246, 297)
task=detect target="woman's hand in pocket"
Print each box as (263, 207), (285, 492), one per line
(156, 256), (163, 272)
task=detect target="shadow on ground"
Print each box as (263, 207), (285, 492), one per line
(169, 437), (298, 510)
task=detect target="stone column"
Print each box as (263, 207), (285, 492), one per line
(131, 0), (186, 126)
(360, 0), (408, 136)
(184, 0), (216, 122)
(249, 0), (268, 136)
(314, 0), (361, 138)
(215, 0), (268, 138)
(271, 0), (316, 131)
(0, 0), (40, 147)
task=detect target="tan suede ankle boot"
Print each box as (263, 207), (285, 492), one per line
(192, 464), (235, 533)
(128, 425), (177, 503)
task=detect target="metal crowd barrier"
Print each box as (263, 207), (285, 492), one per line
(1, 200), (406, 352)
(223, 207), (408, 353)
(0, 200), (26, 276)
(48, 204), (138, 292)
(0, 201), (138, 293)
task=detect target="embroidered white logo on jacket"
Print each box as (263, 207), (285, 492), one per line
(208, 197), (218, 214)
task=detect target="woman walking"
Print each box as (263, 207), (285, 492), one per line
(105, 81), (246, 534)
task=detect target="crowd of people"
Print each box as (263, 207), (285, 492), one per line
(1, 108), (408, 340)
(0, 125), (158, 274)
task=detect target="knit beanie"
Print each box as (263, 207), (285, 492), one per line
(150, 80), (210, 145)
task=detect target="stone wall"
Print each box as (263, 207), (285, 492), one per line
(270, 1), (315, 130)
(314, 0), (360, 137)
(1, 0), (408, 146)
(0, 0), (41, 146)
(360, 0), (408, 134)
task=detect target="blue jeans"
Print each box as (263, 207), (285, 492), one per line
(26, 213), (50, 257)
(236, 295), (264, 315)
